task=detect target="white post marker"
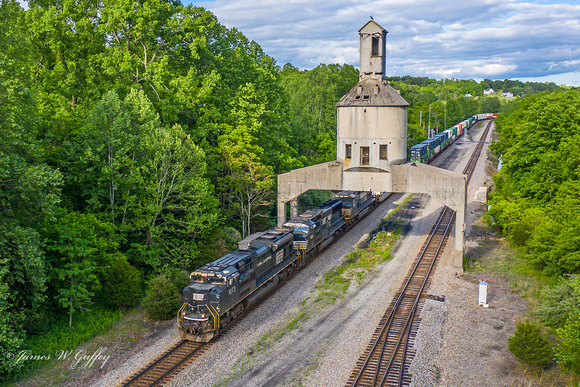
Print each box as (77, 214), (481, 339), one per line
(479, 281), (489, 307)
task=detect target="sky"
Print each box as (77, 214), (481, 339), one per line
(189, 0), (580, 86)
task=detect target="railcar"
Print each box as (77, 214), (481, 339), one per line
(282, 198), (345, 259)
(410, 113), (496, 164)
(410, 143), (428, 163)
(333, 191), (375, 224)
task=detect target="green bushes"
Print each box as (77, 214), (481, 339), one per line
(104, 256), (141, 310)
(20, 308), (123, 373)
(508, 320), (552, 368)
(487, 90), (580, 275)
(554, 277), (580, 374)
(536, 275), (580, 329)
(534, 276), (580, 374)
(142, 275), (180, 321)
(555, 309), (580, 374)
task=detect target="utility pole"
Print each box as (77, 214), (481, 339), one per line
(428, 104), (431, 138)
(444, 90), (447, 130)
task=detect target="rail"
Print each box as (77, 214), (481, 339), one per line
(347, 119), (492, 386)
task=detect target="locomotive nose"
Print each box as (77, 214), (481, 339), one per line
(187, 323), (201, 336)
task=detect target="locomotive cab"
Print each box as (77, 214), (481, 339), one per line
(283, 219), (315, 253)
(178, 268), (232, 341)
(178, 228), (295, 342)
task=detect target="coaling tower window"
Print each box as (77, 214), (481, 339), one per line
(360, 146), (370, 165)
(371, 36), (379, 56)
(345, 144), (352, 159)
(379, 145), (388, 160)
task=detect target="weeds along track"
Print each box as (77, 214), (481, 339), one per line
(346, 120), (492, 387)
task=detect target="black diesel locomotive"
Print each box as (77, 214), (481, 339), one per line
(177, 190), (388, 342)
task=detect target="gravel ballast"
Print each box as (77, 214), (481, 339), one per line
(91, 120), (532, 387)
(408, 121), (532, 387)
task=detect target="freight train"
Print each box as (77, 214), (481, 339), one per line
(177, 191), (388, 342)
(410, 113), (497, 164)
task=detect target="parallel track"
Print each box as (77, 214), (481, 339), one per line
(347, 119), (492, 387)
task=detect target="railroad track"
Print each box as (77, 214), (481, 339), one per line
(122, 121), (492, 387)
(122, 341), (205, 387)
(346, 119), (493, 387)
(121, 197), (394, 387)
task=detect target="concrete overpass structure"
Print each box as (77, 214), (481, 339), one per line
(277, 20), (466, 267)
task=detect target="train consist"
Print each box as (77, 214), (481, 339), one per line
(177, 112), (498, 342)
(178, 191), (388, 342)
(410, 113), (498, 164)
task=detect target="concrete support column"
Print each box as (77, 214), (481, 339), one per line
(277, 199), (286, 227)
(455, 205), (465, 268)
(290, 199), (298, 220)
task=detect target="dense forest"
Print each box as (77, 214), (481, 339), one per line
(0, 0), (576, 380)
(488, 90), (580, 374)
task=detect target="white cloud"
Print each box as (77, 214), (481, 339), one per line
(191, 0), (580, 85)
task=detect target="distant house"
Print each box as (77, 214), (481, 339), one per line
(483, 88), (495, 95)
(501, 91), (514, 98)
(464, 93), (472, 98)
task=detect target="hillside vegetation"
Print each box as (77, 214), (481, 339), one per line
(487, 89), (580, 375)
(0, 0), (573, 381)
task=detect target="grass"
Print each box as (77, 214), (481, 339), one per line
(4, 307), (125, 383)
(464, 232), (554, 309)
(4, 307), (155, 387)
(309, 195), (413, 309)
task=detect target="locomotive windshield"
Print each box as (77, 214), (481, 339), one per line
(207, 277), (226, 285)
(341, 199), (353, 208)
(190, 274), (225, 285)
(294, 225), (309, 233)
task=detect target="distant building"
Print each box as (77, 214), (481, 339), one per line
(483, 88), (495, 95)
(464, 93), (472, 98)
(501, 91), (514, 98)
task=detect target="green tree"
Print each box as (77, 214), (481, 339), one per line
(137, 122), (219, 269)
(280, 63), (358, 164)
(488, 90), (580, 274)
(76, 90), (145, 225)
(218, 84), (275, 237)
(508, 320), (553, 368)
(0, 258), (24, 375)
(72, 90), (219, 270)
(555, 277), (580, 374)
(142, 275), (179, 321)
(26, 0), (105, 140)
(536, 275), (580, 329)
(0, 1), (62, 373)
(45, 211), (118, 326)
(219, 124), (275, 237)
(104, 255), (141, 310)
